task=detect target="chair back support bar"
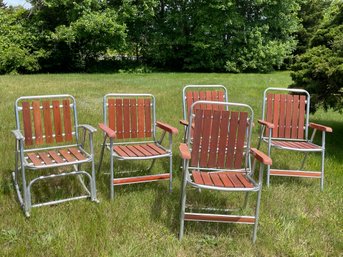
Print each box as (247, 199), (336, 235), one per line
(188, 101), (253, 170)
(262, 88), (310, 140)
(104, 94), (156, 140)
(15, 95), (78, 147)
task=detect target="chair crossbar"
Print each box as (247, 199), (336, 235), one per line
(184, 213), (256, 224)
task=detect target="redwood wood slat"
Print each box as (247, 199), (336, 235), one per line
(59, 149), (76, 162)
(207, 110), (221, 167)
(272, 94), (280, 137)
(113, 174), (170, 184)
(32, 101), (43, 145)
(218, 173), (234, 187)
(113, 146), (129, 157)
(192, 91), (200, 109)
(42, 101), (53, 144)
(216, 111), (229, 168)
(141, 144), (159, 155)
(217, 91), (225, 110)
(63, 99), (73, 142)
(199, 110), (212, 167)
(229, 173), (244, 187)
(69, 147), (86, 161)
(147, 143), (166, 155)
(211, 91), (218, 110)
(27, 153), (43, 166)
(134, 145), (152, 156)
(137, 98), (145, 138)
(184, 213), (255, 223)
(298, 95), (306, 139)
(144, 98), (151, 137)
(48, 151), (64, 163)
(52, 100), (63, 143)
(22, 102), (33, 146)
(192, 171), (204, 184)
(123, 99), (131, 138)
(285, 94), (293, 138)
(130, 99), (137, 138)
(234, 112), (248, 169)
(201, 172), (214, 186)
(226, 112), (238, 169)
(118, 146), (136, 157)
(205, 91), (212, 109)
(186, 91), (193, 118)
(291, 95), (300, 139)
(270, 170), (321, 177)
(236, 173), (253, 188)
(116, 99), (123, 139)
(209, 173), (224, 187)
(38, 152), (53, 165)
(191, 109), (204, 166)
(127, 145), (144, 157)
(279, 94), (286, 138)
(265, 94), (274, 136)
(108, 99), (116, 131)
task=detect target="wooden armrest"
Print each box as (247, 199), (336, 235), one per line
(179, 119), (189, 126)
(12, 130), (24, 141)
(98, 123), (116, 138)
(156, 121), (178, 135)
(309, 122), (333, 133)
(258, 120), (274, 129)
(250, 148), (272, 165)
(179, 143), (191, 160)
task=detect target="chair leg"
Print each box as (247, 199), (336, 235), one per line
(179, 167), (188, 241)
(169, 155), (173, 193)
(110, 140), (114, 200)
(97, 136), (108, 173)
(320, 149), (325, 191)
(243, 192), (249, 209)
(252, 165), (263, 243)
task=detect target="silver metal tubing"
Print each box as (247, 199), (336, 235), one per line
(110, 138), (114, 200)
(266, 128), (272, 187)
(169, 133), (173, 193)
(252, 164), (264, 243)
(23, 144), (79, 153)
(179, 159), (189, 241)
(98, 135), (108, 173)
(32, 195), (90, 208)
(321, 132), (326, 191)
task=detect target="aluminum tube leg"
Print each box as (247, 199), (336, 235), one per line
(252, 164), (263, 243)
(179, 162), (188, 241)
(320, 132), (326, 191)
(169, 133), (173, 193)
(266, 129), (272, 187)
(110, 139), (114, 200)
(89, 134), (97, 201)
(243, 192), (249, 209)
(97, 136), (108, 173)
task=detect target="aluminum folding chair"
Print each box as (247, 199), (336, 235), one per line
(12, 95), (97, 217)
(180, 85), (228, 142)
(179, 101), (271, 243)
(98, 94), (178, 199)
(256, 88), (333, 190)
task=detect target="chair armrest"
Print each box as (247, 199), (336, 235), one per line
(78, 124), (97, 133)
(156, 121), (178, 135)
(12, 130), (24, 141)
(309, 122), (333, 133)
(179, 143), (191, 160)
(250, 148), (272, 166)
(180, 119), (189, 126)
(99, 123), (116, 138)
(258, 120), (274, 129)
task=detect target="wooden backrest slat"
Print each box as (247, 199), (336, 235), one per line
(211, 91), (219, 110)
(207, 110), (221, 167)
(52, 100), (63, 143)
(272, 94), (280, 138)
(217, 91), (225, 110)
(137, 98), (145, 138)
(291, 95), (299, 139)
(32, 101), (44, 145)
(216, 111), (229, 168)
(186, 91), (193, 118)
(265, 94), (273, 136)
(42, 101), (53, 144)
(233, 112), (248, 169)
(285, 94), (293, 138)
(144, 98), (152, 137)
(22, 102), (33, 146)
(190, 109), (204, 166)
(279, 94), (286, 138)
(123, 99), (131, 138)
(226, 112), (239, 169)
(199, 91), (206, 110)
(130, 99), (137, 138)
(63, 99), (73, 142)
(205, 91), (212, 109)
(199, 110), (212, 167)
(108, 99), (116, 131)
(115, 99), (123, 139)
(192, 91), (200, 110)
(298, 95), (306, 139)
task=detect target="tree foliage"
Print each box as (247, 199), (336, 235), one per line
(291, 1), (343, 112)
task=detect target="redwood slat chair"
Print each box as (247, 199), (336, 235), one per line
(256, 88), (333, 190)
(180, 85), (228, 142)
(179, 101), (271, 243)
(98, 94), (178, 199)
(12, 95), (97, 217)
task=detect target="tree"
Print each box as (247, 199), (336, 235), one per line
(290, 1), (343, 112)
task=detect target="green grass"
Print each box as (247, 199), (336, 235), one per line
(0, 72), (342, 256)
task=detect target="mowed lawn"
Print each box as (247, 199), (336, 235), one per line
(0, 72), (342, 256)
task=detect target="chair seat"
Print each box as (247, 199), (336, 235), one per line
(25, 147), (89, 168)
(191, 171), (254, 189)
(265, 139), (322, 152)
(113, 143), (168, 158)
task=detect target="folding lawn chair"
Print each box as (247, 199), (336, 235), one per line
(98, 94), (178, 199)
(179, 101), (271, 243)
(256, 88), (332, 190)
(12, 95), (97, 217)
(180, 85), (228, 142)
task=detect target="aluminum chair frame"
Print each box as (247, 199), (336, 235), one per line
(98, 93), (178, 199)
(256, 87), (333, 190)
(12, 95), (97, 217)
(179, 101), (272, 243)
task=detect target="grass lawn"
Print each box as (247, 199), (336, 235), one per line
(0, 72), (342, 256)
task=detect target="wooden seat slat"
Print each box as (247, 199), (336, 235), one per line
(126, 145), (145, 157)
(113, 146), (129, 157)
(191, 170), (204, 185)
(48, 151), (65, 163)
(209, 173), (224, 187)
(59, 149), (76, 162)
(236, 173), (253, 188)
(38, 152), (54, 165)
(68, 148), (87, 161)
(228, 173), (244, 188)
(133, 145), (153, 156)
(146, 143), (167, 155)
(27, 153), (43, 166)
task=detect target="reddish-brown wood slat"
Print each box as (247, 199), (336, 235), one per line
(113, 174), (170, 185)
(184, 213), (255, 224)
(52, 100), (63, 143)
(59, 149), (76, 162)
(113, 146), (129, 157)
(191, 109), (204, 166)
(144, 98), (151, 137)
(279, 94), (286, 138)
(126, 145), (145, 157)
(217, 91), (225, 110)
(205, 91), (212, 109)
(22, 102), (33, 146)
(134, 145), (153, 156)
(234, 112), (248, 169)
(147, 143), (166, 155)
(140, 144), (159, 155)
(32, 101), (43, 145)
(48, 151), (64, 163)
(27, 153), (43, 166)
(285, 94), (293, 138)
(63, 99), (73, 142)
(216, 111), (229, 168)
(291, 95), (299, 139)
(272, 94), (280, 138)
(298, 95), (306, 139)
(207, 110), (221, 167)
(236, 173), (253, 188)
(116, 99), (123, 139)
(192, 91), (200, 109)
(265, 94), (274, 137)
(209, 173), (224, 187)
(38, 152), (53, 165)
(69, 147), (86, 161)
(199, 110), (212, 167)
(228, 173), (244, 187)
(108, 99), (116, 131)
(137, 98), (145, 138)
(270, 169), (321, 177)
(118, 146), (136, 157)
(199, 91), (206, 109)
(218, 173), (234, 187)
(123, 99), (131, 138)
(226, 112), (238, 169)
(186, 91), (193, 118)
(200, 172), (214, 186)
(130, 99), (137, 138)
(271, 140), (321, 150)
(191, 170), (204, 184)
(42, 101), (53, 144)
(211, 91), (218, 110)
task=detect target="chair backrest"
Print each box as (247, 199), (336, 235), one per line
(262, 88), (310, 140)
(103, 94), (156, 141)
(187, 101), (253, 170)
(182, 85), (228, 122)
(15, 95), (78, 148)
